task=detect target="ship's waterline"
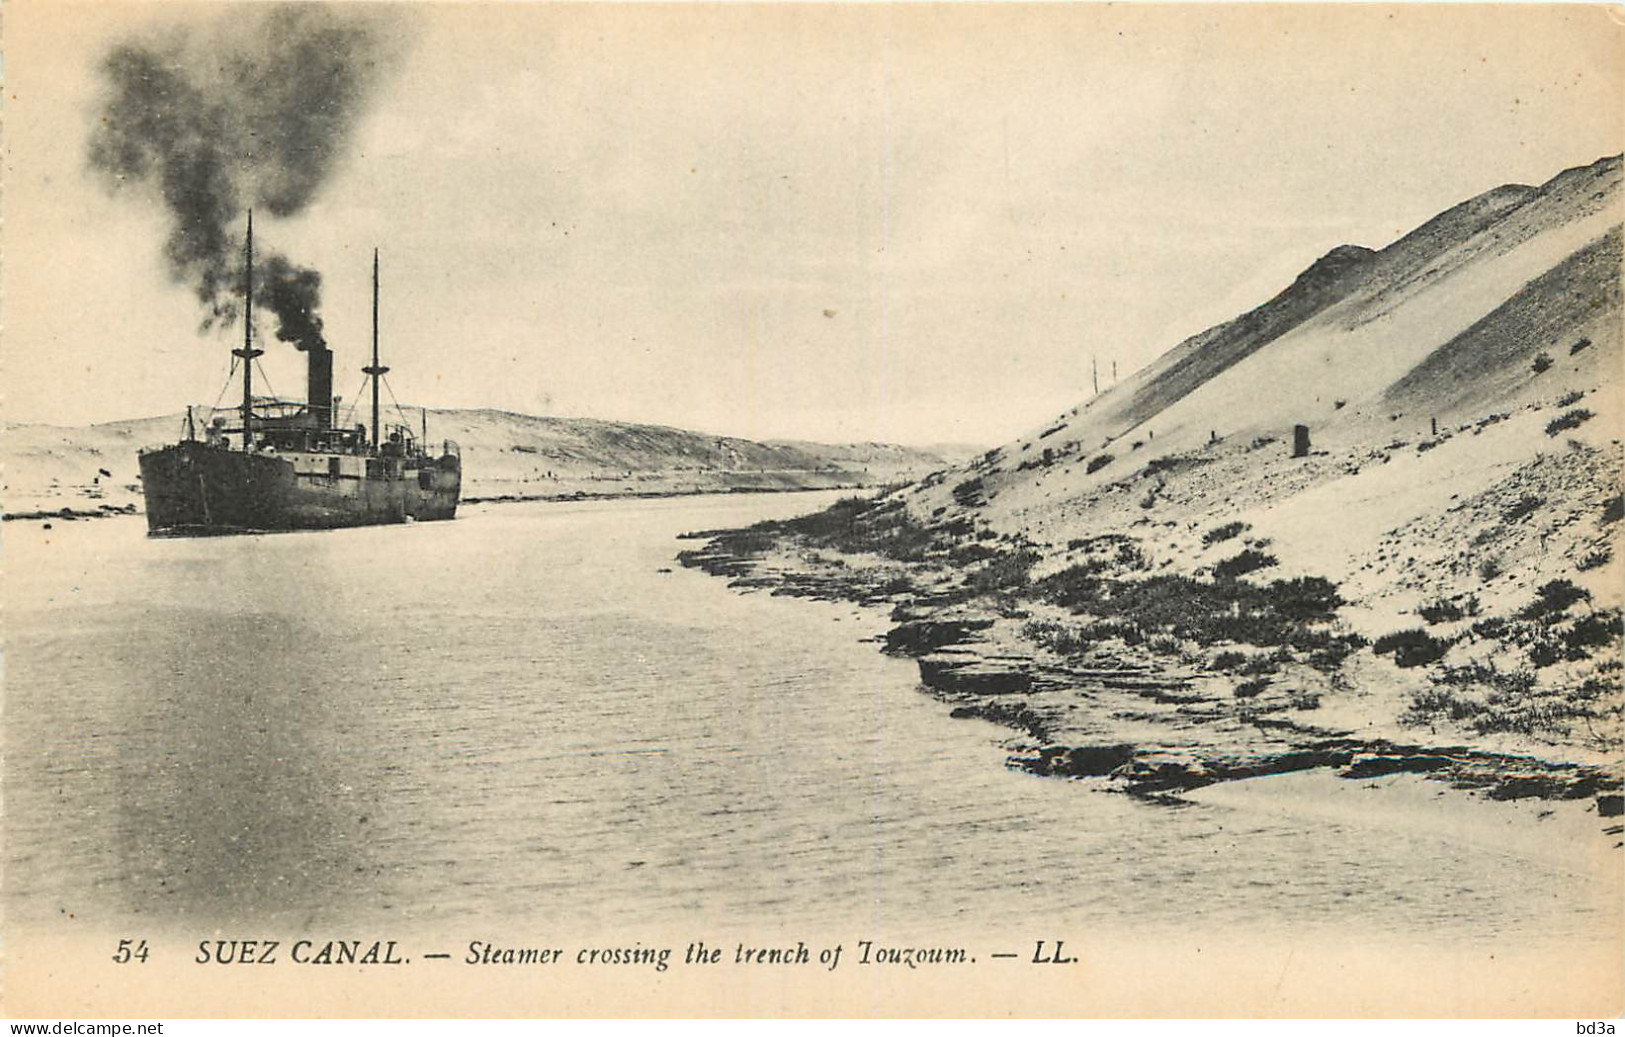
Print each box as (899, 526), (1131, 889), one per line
(2, 492), (1617, 943)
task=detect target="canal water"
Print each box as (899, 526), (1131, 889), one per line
(3, 493), (1618, 944)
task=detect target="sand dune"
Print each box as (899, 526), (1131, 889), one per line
(685, 153), (1624, 798)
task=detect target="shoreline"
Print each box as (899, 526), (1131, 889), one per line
(0, 480), (876, 524)
(1, 503), (140, 523)
(461, 482), (872, 505)
(677, 511), (1625, 824)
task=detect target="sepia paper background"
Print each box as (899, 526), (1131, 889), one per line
(2, 1), (1622, 1018)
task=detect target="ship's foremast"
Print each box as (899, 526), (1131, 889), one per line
(230, 210), (264, 452)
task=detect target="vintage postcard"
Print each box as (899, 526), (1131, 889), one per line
(1, 1), (1621, 1019)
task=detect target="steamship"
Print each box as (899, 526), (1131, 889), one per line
(138, 216), (461, 535)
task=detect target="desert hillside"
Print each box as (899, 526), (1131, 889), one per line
(0, 408), (975, 518)
(909, 154), (1621, 640)
(684, 154), (1625, 800)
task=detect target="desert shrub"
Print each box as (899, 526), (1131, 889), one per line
(763, 493), (941, 563)
(1544, 409), (1594, 436)
(1085, 454), (1113, 475)
(1069, 557), (1113, 578)
(1570, 337), (1592, 356)
(1146, 633), (1183, 656)
(967, 548), (1040, 595)
(1471, 616), (1511, 641)
(1248, 436), (1278, 451)
(1556, 390), (1586, 408)
(1203, 521), (1248, 546)
(952, 477), (987, 507)
(1373, 629), (1418, 654)
(1287, 690), (1324, 710)
(1502, 495), (1544, 523)
(1407, 666), (1535, 730)
(1531, 352), (1554, 374)
(1031, 568), (1356, 658)
(1477, 556), (1505, 582)
(1268, 576), (1344, 622)
(1022, 619), (1094, 656)
(1234, 678), (1270, 699)
(1209, 650), (1248, 671)
(1408, 661), (1619, 741)
(1373, 628), (1454, 668)
(1519, 578), (1591, 621)
(1578, 546), (1613, 571)
(1239, 654), (1281, 676)
(1305, 635), (1364, 672)
(1417, 598), (1461, 624)
(877, 575), (916, 596)
(1603, 495), (1624, 525)
(1419, 595), (1477, 624)
(1068, 617), (1145, 647)
(1115, 542), (1150, 571)
(774, 494), (872, 533)
(949, 542), (1002, 566)
(1565, 609), (1621, 654)
(714, 531), (780, 555)
(1033, 566), (1108, 611)
(1143, 454), (1213, 478)
(1528, 636), (1565, 668)
(1213, 549), (1278, 580)
(1297, 629), (1366, 665)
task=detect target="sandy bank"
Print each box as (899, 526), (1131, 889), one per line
(677, 498), (1623, 837)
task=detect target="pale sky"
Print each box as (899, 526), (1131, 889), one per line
(4, 3), (1622, 445)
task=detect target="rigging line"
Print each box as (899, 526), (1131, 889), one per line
(210, 365), (236, 414)
(252, 356), (278, 408)
(207, 355), (238, 421)
(339, 375), (369, 429)
(381, 373), (411, 431)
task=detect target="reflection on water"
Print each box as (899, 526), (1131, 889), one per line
(4, 493), (1618, 941)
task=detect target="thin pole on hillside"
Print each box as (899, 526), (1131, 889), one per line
(1092, 356), (1099, 396)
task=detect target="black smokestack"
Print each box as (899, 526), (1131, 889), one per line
(306, 346), (334, 430)
(87, 5), (396, 340)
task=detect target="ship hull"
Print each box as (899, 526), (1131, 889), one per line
(139, 441), (460, 536)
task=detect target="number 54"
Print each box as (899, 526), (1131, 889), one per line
(112, 939), (149, 963)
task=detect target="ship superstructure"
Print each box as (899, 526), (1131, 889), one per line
(139, 215), (461, 535)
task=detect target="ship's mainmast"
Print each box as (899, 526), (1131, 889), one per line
(232, 211), (264, 451)
(362, 248), (389, 451)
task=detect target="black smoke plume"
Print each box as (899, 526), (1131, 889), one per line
(87, 5), (394, 349)
(257, 255), (326, 353)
